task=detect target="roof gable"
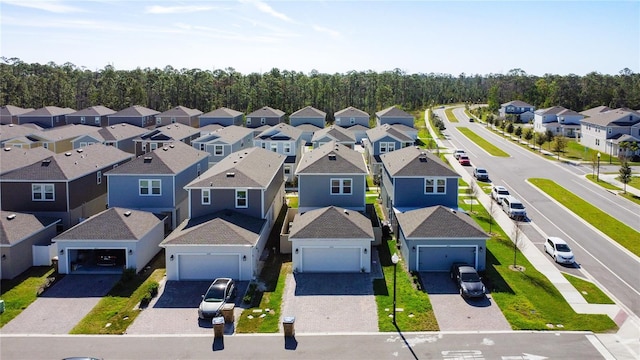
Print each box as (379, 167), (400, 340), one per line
(0, 211), (59, 245)
(311, 125), (356, 142)
(246, 106), (285, 118)
(256, 123), (303, 141)
(201, 107), (244, 118)
(157, 106), (203, 117)
(334, 106), (369, 118)
(22, 106), (75, 117)
(69, 105), (116, 117)
(296, 141), (367, 174)
(381, 146), (459, 177)
(161, 210), (265, 246)
(1, 105), (35, 117)
(110, 105), (159, 117)
(396, 205), (487, 238)
(376, 106), (413, 118)
(290, 106), (326, 118)
(53, 207), (162, 241)
(290, 206), (373, 239)
(106, 141), (208, 175)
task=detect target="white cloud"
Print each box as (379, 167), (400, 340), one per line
(313, 25), (340, 38)
(243, 0), (294, 23)
(145, 5), (217, 14)
(2, 0), (86, 13)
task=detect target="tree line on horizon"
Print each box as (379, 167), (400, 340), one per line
(1, 57), (638, 119)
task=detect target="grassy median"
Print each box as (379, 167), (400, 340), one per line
(563, 274), (615, 305)
(457, 127), (510, 157)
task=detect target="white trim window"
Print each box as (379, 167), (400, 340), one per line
(214, 144), (224, 156)
(331, 178), (352, 195)
(142, 143), (146, 152)
(260, 117), (266, 125)
(171, 117), (176, 124)
(379, 142), (395, 154)
(270, 143), (278, 152)
(247, 118), (252, 125)
(350, 117), (355, 125)
(139, 179), (161, 196)
(150, 143), (158, 151)
(201, 189), (211, 205)
(236, 189), (248, 208)
(425, 178), (446, 194)
(283, 142), (292, 154)
(80, 116), (86, 124)
(32, 183), (54, 201)
(94, 116), (100, 124)
(284, 165), (292, 176)
(97, 171), (102, 185)
(156, 117), (162, 125)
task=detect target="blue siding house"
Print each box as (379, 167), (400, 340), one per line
(199, 107), (244, 127)
(375, 106), (415, 128)
(364, 124), (415, 182)
(105, 141), (209, 230)
(289, 106), (326, 128)
(311, 125), (356, 149)
(245, 106), (285, 129)
(254, 123), (304, 183)
(192, 125), (254, 166)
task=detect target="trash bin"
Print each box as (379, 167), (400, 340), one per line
(212, 316), (225, 338)
(283, 316), (295, 337)
(221, 303), (235, 323)
(51, 256), (59, 273)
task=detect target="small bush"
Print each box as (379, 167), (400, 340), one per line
(147, 282), (159, 297)
(139, 293), (152, 308)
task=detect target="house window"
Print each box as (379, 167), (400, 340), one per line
(270, 143), (278, 152)
(32, 183), (54, 201)
(260, 117), (266, 125)
(197, 164), (201, 176)
(607, 128), (612, 134)
(142, 143), (146, 152)
(236, 189), (248, 208)
(150, 143), (158, 151)
(97, 171), (102, 185)
(247, 118), (252, 125)
(380, 142), (395, 154)
(199, 143), (205, 151)
(43, 143), (49, 149)
(202, 189), (211, 205)
(139, 179), (161, 196)
(595, 139), (600, 146)
(284, 142), (291, 154)
(425, 178), (446, 194)
(284, 165), (292, 176)
(350, 117), (355, 125)
(95, 116), (100, 124)
(156, 117), (162, 125)
(171, 117), (176, 123)
(80, 116), (86, 124)
(331, 178), (352, 195)
(261, 142), (266, 149)
(80, 142), (88, 147)
(214, 145), (224, 156)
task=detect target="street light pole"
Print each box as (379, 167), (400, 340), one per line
(597, 152), (601, 182)
(391, 253), (399, 325)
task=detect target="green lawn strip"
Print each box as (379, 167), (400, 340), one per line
(0, 266), (56, 327)
(562, 274), (615, 305)
(529, 178), (640, 257)
(375, 239), (438, 332)
(70, 255), (165, 334)
(286, 196), (298, 208)
(628, 176), (640, 190)
(444, 107), (458, 123)
(457, 198), (616, 332)
(457, 127), (510, 157)
(236, 259), (289, 333)
(584, 174), (640, 205)
(585, 174), (619, 190)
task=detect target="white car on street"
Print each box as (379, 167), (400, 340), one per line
(491, 185), (510, 204)
(544, 237), (575, 265)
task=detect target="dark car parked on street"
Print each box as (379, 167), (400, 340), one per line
(450, 263), (486, 298)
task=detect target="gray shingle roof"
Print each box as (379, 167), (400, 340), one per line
(580, 105), (611, 117)
(294, 123), (322, 132)
(376, 106), (413, 118)
(334, 106), (369, 118)
(1, 124), (38, 142)
(34, 124), (99, 141)
(1, 105), (34, 117)
(255, 123), (303, 141)
(21, 106), (75, 117)
(0, 211), (59, 246)
(53, 207), (163, 241)
(1, 146), (54, 175)
(501, 100), (533, 108)
(311, 125), (356, 142)
(380, 146), (459, 177)
(161, 210), (265, 246)
(290, 206), (373, 239)
(1, 143), (132, 181)
(69, 105), (116, 117)
(106, 141), (208, 175)
(110, 105), (159, 117)
(246, 106), (285, 118)
(200, 107), (244, 118)
(195, 125), (253, 144)
(396, 205), (487, 239)
(98, 123), (149, 142)
(149, 123), (200, 140)
(187, 147), (284, 188)
(296, 141), (367, 174)
(366, 124), (414, 143)
(579, 108), (640, 126)
(156, 106), (203, 117)
(290, 106), (326, 118)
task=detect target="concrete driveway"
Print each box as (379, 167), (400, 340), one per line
(126, 279), (249, 335)
(420, 272), (511, 331)
(1, 274), (119, 334)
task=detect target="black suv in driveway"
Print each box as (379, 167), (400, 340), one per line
(450, 263), (486, 298)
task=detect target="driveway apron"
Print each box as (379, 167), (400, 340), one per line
(421, 272), (511, 331)
(1, 274), (119, 334)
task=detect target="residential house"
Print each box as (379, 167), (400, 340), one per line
(0, 143), (133, 230)
(199, 107), (244, 127)
(254, 123), (304, 183)
(364, 124), (415, 182)
(1, 123), (39, 148)
(105, 141), (209, 230)
(161, 147), (286, 281)
(533, 106), (584, 138)
(294, 123), (322, 146)
(375, 106), (415, 128)
(1, 211), (60, 279)
(580, 108), (640, 157)
(29, 124), (98, 153)
(395, 205), (488, 272)
(107, 105), (159, 128)
(334, 106), (370, 143)
(289, 106), (326, 128)
(499, 100), (535, 123)
(53, 207), (165, 274)
(245, 106), (285, 129)
(192, 125), (254, 166)
(198, 124), (224, 134)
(580, 105), (612, 118)
(66, 106), (116, 127)
(71, 123), (149, 154)
(379, 146), (460, 229)
(1, 105), (34, 125)
(155, 106), (203, 128)
(311, 125), (356, 149)
(17, 106), (75, 129)
(295, 141), (367, 213)
(133, 123), (201, 156)
(1, 146), (54, 176)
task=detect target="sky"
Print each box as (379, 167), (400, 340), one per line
(1, 0), (638, 76)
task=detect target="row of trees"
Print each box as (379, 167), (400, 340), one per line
(1, 57), (639, 118)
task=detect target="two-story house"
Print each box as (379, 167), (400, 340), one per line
(364, 124), (415, 182)
(1, 123), (40, 149)
(155, 106), (203, 128)
(71, 123), (150, 154)
(133, 124), (201, 156)
(375, 106), (415, 128)
(199, 107), (244, 127)
(107, 105), (159, 128)
(245, 106), (285, 130)
(311, 125), (356, 149)
(17, 106), (75, 129)
(1, 105), (34, 125)
(28, 124), (98, 153)
(66, 106), (116, 127)
(161, 147), (285, 281)
(105, 141), (209, 231)
(254, 123), (303, 183)
(580, 108), (640, 157)
(533, 106), (583, 138)
(289, 106), (326, 146)
(499, 100), (535, 123)
(334, 106), (370, 143)
(192, 125), (254, 166)
(0, 143), (133, 230)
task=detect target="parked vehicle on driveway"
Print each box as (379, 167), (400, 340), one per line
(544, 237), (575, 265)
(473, 167), (489, 181)
(96, 249), (119, 267)
(491, 186), (510, 204)
(501, 195), (527, 220)
(450, 263), (486, 298)
(198, 278), (237, 319)
(458, 155), (471, 166)
(453, 149), (466, 160)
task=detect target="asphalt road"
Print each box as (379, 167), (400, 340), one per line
(0, 332), (611, 360)
(437, 107), (640, 318)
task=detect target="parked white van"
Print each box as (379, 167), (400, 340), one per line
(501, 196), (527, 220)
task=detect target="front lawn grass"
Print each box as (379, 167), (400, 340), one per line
(563, 274), (615, 305)
(375, 239), (438, 332)
(236, 257), (288, 333)
(70, 254), (165, 334)
(0, 266), (56, 327)
(530, 178), (640, 257)
(457, 127), (510, 157)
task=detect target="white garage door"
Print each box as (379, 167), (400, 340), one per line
(178, 254), (240, 280)
(301, 247), (361, 273)
(418, 246), (476, 272)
